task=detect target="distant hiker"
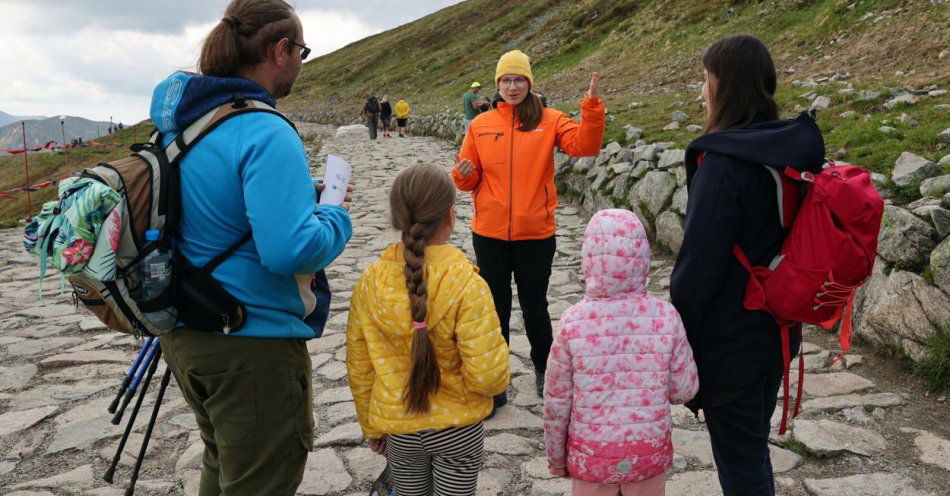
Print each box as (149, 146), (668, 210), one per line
(463, 81), (488, 132)
(380, 95), (393, 138)
(152, 1), (352, 494)
(453, 49), (605, 413)
(363, 94), (380, 140)
(544, 209), (698, 494)
(670, 34), (826, 496)
(394, 98), (410, 137)
(347, 163), (509, 496)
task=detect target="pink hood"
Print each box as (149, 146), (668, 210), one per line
(582, 209), (650, 299)
(543, 209), (699, 485)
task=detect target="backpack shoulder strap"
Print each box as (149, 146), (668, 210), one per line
(164, 95), (295, 164)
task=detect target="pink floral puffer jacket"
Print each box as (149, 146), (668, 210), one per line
(543, 209), (699, 485)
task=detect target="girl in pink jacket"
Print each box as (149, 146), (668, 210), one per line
(543, 209), (699, 496)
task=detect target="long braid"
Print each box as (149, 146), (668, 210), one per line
(390, 163), (456, 415)
(402, 223), (440, 414)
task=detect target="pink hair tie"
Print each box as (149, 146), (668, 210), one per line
(412, 321), (427, 330)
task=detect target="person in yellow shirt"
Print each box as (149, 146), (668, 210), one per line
(346, 163), (510, 495)
(394, 98), (410, 137)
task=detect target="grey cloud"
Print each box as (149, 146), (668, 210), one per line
(7, 0), (461, 35)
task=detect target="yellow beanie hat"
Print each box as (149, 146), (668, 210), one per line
(495, 50), (533, 87)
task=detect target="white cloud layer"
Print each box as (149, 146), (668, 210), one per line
(0, 1), (459, 124)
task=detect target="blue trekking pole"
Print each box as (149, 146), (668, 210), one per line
(112, 339), (160, 425)
(103, 346), (163, 484)
(108, 337), (154, 414)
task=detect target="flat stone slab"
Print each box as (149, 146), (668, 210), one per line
(803, 472), (937, 495)
(307, 333), (346, 354)
(801, 392), (904, 412)
(16, 304), (80, 319)
(298, 448), (352, 495)
(511, 374), (542, 406)
(484, 433), (540, 455)
(801, 372), (875, 397)
(769, 445), (803, 473)
(793, 419), (885, 456)
(522, 456), (556, 480)
(667, 471), (723, 496)
(4, 337), (83, 356)
(509, 333), (532, 360)
(344, 447), (388, 483)
(672, 428), (714, 466)
(0, 363), (38, 391)
(530, 477), (572, 496)
(11, 380), (113, 409)
(314, 422), (363, 447)
(325, 401), (357, 425)
(484, 406), (543, 432)
(901, 428), (950, 472)
(315, 386), (353, 405)
(0, 405), (58, 437)
(8, 464), (95, 491)
(39, 349), (130, 368)
(316, 360), (348, 380)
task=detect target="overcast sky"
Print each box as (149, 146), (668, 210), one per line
(0, 0), (461, 124)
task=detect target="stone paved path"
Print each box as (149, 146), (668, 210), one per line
(1, 124), (948, 495)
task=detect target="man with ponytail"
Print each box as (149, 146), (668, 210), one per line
(347, 163), (509, 496)
(152, 1), (352, 494)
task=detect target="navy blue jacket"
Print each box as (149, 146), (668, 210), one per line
(670, 113), (825, 393)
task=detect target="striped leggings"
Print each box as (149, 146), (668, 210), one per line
(385, 422), (485, 496)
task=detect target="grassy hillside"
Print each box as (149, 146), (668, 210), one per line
(0, 123), (153, 227)
(285, 0), (949, 170)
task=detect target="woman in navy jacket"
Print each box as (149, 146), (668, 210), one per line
(670, 35), (825, 496)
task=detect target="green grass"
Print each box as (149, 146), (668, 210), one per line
(915, 329), (950, 393)
(776, 434), (808, 457)
(285, 0), (949, 187)
(0, 123), (153, 225)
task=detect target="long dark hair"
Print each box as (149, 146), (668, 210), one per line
(516, 90), (544, 132)
(389, 164), (456, 415)
(199, 0), (300, 77)
(703, 34), (779, 132)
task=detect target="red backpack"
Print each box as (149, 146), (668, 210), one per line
(732, 160), (884, 434)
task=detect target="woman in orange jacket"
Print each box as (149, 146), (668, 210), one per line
(453, 49), (605, 407)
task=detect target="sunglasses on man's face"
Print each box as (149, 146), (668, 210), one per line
(290, 41), (311, 60)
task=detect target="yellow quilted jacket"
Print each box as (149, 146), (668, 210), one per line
(346, 243), (510, 439)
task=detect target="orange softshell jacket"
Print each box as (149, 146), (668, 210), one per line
(453, 96), (605, 240)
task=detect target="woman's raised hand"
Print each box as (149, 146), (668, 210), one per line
(587, 72), (600, 100)
(455, 153), (475, 177)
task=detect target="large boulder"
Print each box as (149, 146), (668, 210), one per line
(630, 171), (677, 218)
(671, 187), (689, 215)
(598, 142), (623, 165)
(554, 152), (573, 176)
(632, 144), (658, 163)
(892, 152), (940, 187)
(877, 205), (937, 268)
(931, 208), (950, 238)
(920, 174), (950, 198)
(657, 149), (686, 170)
(573, 156), (595, 174)
(931, 237), (950, 295)
(564, 174), (587, 195)
(939, 128), (950, 145)
(853, 268), (950, 361)
(612, 172), (634, 200)
(656, 211), (685, 255)
(623, 125), (644, 143)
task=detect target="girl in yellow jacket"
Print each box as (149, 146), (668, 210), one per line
(346, 163), (510, 495)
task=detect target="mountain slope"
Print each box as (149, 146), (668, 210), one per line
(0, 110), (46, 128)
(285, 0), (949, 117)
(0, 116), (112, 150)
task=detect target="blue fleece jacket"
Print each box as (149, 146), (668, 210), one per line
(149, 72), (352, 339)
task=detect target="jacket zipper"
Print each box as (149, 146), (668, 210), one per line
(478, 131), (503, 141)
(509, 111), (515, 241)
(544, 184), (551, 223)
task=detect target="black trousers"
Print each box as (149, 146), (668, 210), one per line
(472, 233), (555, 373)
(366, 113), (378, 139)
(703, 372), (783, 496)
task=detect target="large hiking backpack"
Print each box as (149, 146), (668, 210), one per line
(732, 160), (884, 434)
(365, 96), (380, 114)
(25, 96), (305, 337)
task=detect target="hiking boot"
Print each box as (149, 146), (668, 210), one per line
(535, 370), (545, 398)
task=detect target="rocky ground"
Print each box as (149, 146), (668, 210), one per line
(1, 124), (948, 495)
